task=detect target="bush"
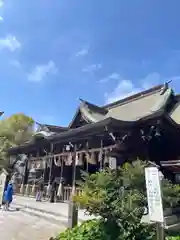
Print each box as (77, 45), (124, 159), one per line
(51, 219), (120, 240)
(52, 160), (180, 239)
(73, 161), (156, 239)
(51, 218), (155, 240)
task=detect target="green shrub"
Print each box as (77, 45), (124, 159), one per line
(52, 160), (180, 239)
(51, 218), (155, 240)
(51, 219), (119, 240)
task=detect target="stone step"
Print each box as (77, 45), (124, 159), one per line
(11, 202), (94, 226)
(164, 207), (180, 217)
(12, 202), (68, 219)
(165, 222), (180, 231)
(11, 203), (68, 226)
(165, 214), (180, 226)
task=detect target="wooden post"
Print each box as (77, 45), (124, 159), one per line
(100, 139), (103, 170)
(43, 149), (48, 184)
(72, 144), (77, 194)
(49, 143), (54, 183)
(68, 144), (78, 228)
(21, 154), (29, 185)
(57, 149), (64, 201)
(86, 141), (89, 172)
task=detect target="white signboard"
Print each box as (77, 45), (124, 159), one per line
(145, 167), (164, 223)
(0, 172), (7, 205)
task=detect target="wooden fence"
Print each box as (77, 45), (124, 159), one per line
(14, 184), (82, 202)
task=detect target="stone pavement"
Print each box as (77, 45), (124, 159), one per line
(0, 208), (65, 240)
(12, 195), (95, 223)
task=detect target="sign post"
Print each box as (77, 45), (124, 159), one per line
(145, 167), (164, 240)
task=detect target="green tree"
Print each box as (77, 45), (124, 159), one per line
(74, 161), (155, 239)
(73, 160), (180, 239)
(0, 113), (35, 169)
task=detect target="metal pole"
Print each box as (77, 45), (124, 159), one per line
(156, 223), (164, 240)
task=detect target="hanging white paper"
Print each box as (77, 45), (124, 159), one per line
(109, 157), (117, 169)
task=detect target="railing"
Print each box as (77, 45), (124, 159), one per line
(14, 184), (83, 202)
(62, 186), (82, 202)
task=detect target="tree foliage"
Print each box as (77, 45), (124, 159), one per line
(73, 160), (180, 239)
(0, 113), (34, 169)
(52, 219), (120, 240)
(73, 161), (155, 239)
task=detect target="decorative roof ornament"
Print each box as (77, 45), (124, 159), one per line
(160, 80), (172, 95)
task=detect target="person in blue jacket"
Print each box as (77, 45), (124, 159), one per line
(3, 181), (13, 211)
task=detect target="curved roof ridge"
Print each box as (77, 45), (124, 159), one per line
(79, 98), (108, 114)
(104, 84), (164, 109)
(35, 122), (68, 132)
(36, 122), (67, 129)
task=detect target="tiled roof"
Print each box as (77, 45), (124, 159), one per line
(79, 84), (171, 123)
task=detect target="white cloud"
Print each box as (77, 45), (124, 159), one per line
(83, 64), (102, 74)
(105, 72), (180, 104)
(105, 80), (142, 103)
(76, 47), (89, 57)
(10, 60), (21, 68)
(28, 61), (57, 82)
(99, 72), (120, 83)
(0, 35), (21, 52)
(0, 0), (4, 8)
(105, 72), (163, 103)
(0, 0), (4, 22)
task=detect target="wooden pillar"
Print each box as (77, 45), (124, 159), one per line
(48, 143), (54, 184)
(68, 144), (78, 228)
(72, 144), (77, 193)
(22, 154), (29, 185)
(43, 148), (48, 184)
(60, 153), (64, 180)
(86, 141), (89, 172)
(100, 139), (103, 170)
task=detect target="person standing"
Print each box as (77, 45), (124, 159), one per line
(50, 181), (57, 203)
(36, 183), (43, 202)
(3, 181), (13, 211)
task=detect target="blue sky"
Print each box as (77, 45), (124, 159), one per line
(0, 0), (180, 126)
